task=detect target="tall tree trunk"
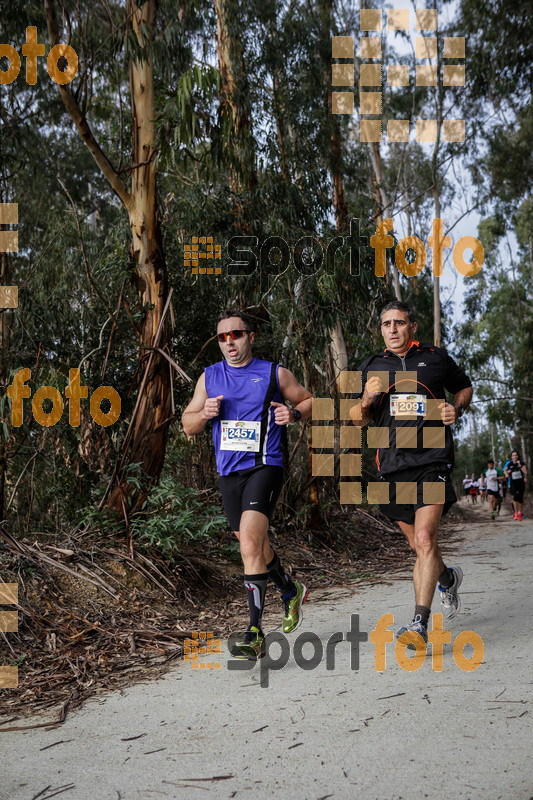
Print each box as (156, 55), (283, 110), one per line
(431, 25), (444, 348)
(0, 250), (12, 520)
(322, 0), (349, 393)
(46, 0), (172, 515)
(368, 143), (402, 301)
(214, 0), (257, 192)
(329, 319), (349, 389)
(433, 185), (442, 347)
(357, 0), (401, 300)
(105, 0), (172, 514)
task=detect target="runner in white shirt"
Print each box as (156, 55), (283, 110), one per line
(482, 459), (504, 520)
(479, 473), (487, 503)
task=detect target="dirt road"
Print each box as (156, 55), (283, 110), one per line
(2, 503), (532, 800)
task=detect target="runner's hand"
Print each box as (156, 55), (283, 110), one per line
(203, 395), (224, 419)
(362, 375), (383, 404)
(438, 401), (457, 426)
(271, 401), (292, 425)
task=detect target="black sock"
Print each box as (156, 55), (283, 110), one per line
(266, 552), (296, 598)
(438, 566), (453, 589)
(243, 573), (268, 631)
(414, 605), (431, 626)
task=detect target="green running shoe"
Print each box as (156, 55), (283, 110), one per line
(282, 581), (308, 634)
(229, 626), (265, 660)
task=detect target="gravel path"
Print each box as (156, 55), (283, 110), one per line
(2, 503), (532, 800)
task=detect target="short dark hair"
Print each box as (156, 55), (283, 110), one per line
(488, 459), (494, 464)
(217, 308), (254, 331)
(380, 301), (416, 325)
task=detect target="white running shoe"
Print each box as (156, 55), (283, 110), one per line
(438, 566), (463, 620)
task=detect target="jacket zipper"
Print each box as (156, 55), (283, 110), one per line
(390, 351), (408, 370)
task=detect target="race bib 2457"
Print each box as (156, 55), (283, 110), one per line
(220, 420), (261, 452)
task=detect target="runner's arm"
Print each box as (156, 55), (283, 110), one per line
(276, 367), (313, 422)
(182, 373), (222, 435)
(447, 385), (473, 422)
(441, 353), (473, 423)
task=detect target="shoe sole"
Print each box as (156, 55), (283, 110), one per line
(283, 584), (308, 635)
(230, 647), (265, 661)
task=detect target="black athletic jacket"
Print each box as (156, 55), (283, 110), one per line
(356, 341), (472, 476)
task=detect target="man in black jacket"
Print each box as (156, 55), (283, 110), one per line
(351, 301), (473, 646)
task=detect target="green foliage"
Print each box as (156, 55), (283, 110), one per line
(2, 0), (528, 541)
(132, 478), (228, 559)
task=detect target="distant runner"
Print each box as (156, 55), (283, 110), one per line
(482, 459), (504, 520)
(462, 474), (472, 498)
(479, 473), (487, 503)
(469, 473), (479, 505)
(182, 309), (312, 659)
(497, 483), (504, 516)
(504, 451), (528, 521)
(351, 301), (473, 648)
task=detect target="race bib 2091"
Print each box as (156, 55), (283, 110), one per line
(390, 393), (427, 417)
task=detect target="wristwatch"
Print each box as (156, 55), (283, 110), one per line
(454, 404), (465, 418)
(292, 408), (302, 422)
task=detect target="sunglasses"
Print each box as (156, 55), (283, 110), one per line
(217, 329), (251, 343)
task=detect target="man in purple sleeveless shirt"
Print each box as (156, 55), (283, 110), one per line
(182, 310), (313, 660)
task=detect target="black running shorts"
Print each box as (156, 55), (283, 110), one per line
(510, 481), (525, 503)
(378, 462), (457, 525)
(219, 465), (284, 531)
(487, 489), (500, 499)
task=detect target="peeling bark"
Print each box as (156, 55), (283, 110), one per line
(46, 0), (172, 514)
